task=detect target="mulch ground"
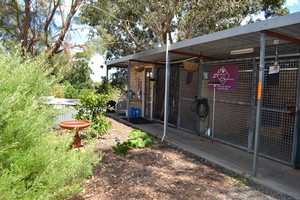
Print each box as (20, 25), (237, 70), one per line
(70, 117), (294, 200)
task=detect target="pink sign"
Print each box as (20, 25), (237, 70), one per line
(209, 65), (238, 92)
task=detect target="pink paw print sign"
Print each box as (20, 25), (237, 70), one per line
(209, 65), (238, 92)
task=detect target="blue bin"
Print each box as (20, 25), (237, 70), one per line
(129, 108), (136, 117)
(128, 108), (142, 117)
(135, 108), (142, 117)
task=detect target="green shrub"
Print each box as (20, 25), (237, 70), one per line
(112, 141), (133, 156)
(51, 83), (65, 98)
(0, 47), (100, 200)
(128, 130), (154, 148)
(63, 81), (79, 99)
(75, 89), (111, 136)
(112, 130), (154, 155)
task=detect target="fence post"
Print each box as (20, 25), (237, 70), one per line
(248, 59), (257, 152)
(252, 32), (266, 177)
(127, 61), (131, 121)
(162, 35), (171, 142)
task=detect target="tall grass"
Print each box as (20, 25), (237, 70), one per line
(0, 47), (100, 200)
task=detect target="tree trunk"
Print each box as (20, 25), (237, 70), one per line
(22, 0), (30, 52)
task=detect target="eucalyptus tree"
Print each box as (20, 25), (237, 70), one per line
(79, 0), (288, 92)
(0, 0), (83, 57)
(80, 0), (289, 59)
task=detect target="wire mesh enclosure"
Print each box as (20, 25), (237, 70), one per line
(258, 60), (299, 164)
(201, 59), (255, 149)
(154, 65), (180, 125)
(179, 68), (199, 132)
(178, 58), (299, 165)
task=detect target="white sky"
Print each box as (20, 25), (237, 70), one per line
(285, 0), (299, 6)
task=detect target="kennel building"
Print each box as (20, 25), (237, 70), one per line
(106, 12), (300, 172)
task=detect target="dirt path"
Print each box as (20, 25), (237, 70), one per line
(71, 117), (293, 200)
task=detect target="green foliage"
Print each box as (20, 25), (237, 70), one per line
(0, 0), (83, 57)
(63, 81), (79, 99)
(61, 53), (95, 99)
(0, 47), (100, 200)
(109, 68), (127, 94)
(112, 130), (154, 155)
(64, 58), (93, 91)
(80, 0), (289, 92)
(75, 89), (111, 136)
(261, 0), (289, 18)
(80, 0), (289, 59)
(128, 130), (154, 148)
(94, 78), (115, 96)
(51, 82), (65, 98)
(112, 141), (133, 156)
(226, 175), (246, 186)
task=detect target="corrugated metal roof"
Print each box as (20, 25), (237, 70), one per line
(107, 12), (300, 68)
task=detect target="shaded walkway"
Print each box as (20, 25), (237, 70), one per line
(107, 113), (300, 199)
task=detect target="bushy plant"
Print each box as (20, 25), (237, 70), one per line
(112, 141), (133, 155)
(128, 130), (154, 148)
(75, 89), (111, 136)
(112, 130), (154, 155)
(0, 47), (100, 200)
(51, 82), (65, 98)
(63, 80), (79, 99)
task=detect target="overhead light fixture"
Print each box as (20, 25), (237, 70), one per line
(273, 39), (280, 45)
(230, 48), (254, 55)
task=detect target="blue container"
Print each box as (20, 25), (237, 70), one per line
(135, 108), (142, 117)
(128, 108), (142, 117)
(129, 108), (136, 117)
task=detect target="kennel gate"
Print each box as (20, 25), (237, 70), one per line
(178, 58), (299, 165)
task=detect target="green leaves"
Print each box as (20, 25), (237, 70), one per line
(112, 141), (133, 155)
(63, 57), (94, 93)
(80, 0), (289, 60)
(0, 47), (100, 200)
(112, 129), (154, 155)
(75, 89), (111, 136)
(129, 129), (149, 140)
(128, 130), (154, 148)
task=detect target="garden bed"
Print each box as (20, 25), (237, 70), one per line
(70, 117), (293, 200)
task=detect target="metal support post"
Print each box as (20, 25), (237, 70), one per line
(208, 81), (220, 141)
(106, 65), (109, 94)
(153, 64), (157, 121)
(127, 61), (131, 121)
(198, 58), (203, 99)
(211, 85), (217, 142)
(196, 59), (203, 133)
(162, 35), (171, 142)
(176, 66), (181, 129)
(248, 59), (257, 152)
(252, 32), (266, 177)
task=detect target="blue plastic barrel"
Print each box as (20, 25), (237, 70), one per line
(135, 108), (142, 117)
(129, 108), (136, 117)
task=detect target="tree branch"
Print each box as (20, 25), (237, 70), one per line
(22, 0), (30, 50)
(44, 0), (61, 48)
(44, 0), (61, 44)
(122, 20), (145, 49)
(50, 0), (83, 57)
(59, 3), (65, 27)
(11, 0), (22, 33)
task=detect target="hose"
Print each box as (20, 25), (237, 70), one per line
(191, 98), (210, 134)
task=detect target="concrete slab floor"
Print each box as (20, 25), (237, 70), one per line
(107, 113), (300, 199)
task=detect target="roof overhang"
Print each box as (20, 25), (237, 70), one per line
(106, 12), (300, 68)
